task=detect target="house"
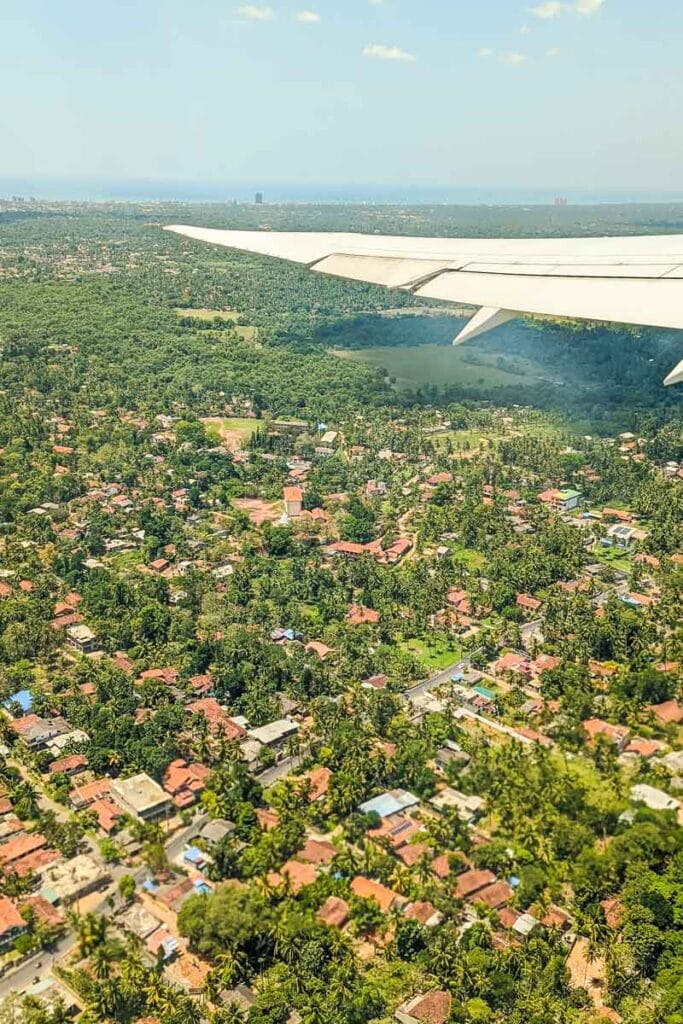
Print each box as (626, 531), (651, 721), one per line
(538, 489), (582, 513)
(350, 876), (403, 912)
(283, 486), (303, 518)
(472, 880), (514, 909)
(0, 896), (27, 950)
(648, 700), (683, 725)
(197, 819), (235, 846)
(630, 783), (680, 814)
(10, 714), (70, 751)
(305, 640), (333, 661)
(403, 901), (442, 927)
(297, 766), (332, 803)
(347, 604), (380, 626)
(66, 623), (99, 654)
(186, 698), (246, 741)
(492, 652), (531, 677)
(41, 854), (108, 905)
(604, 524), (638, 549)
(359, 789), (420, 818)
(516, 594), (542, 614)
(110, 773), (173, 822)
(454, 869), (496, 900)
(248, 718), (299, 749)
(317, 896), (350, 928)
(70, 777), (113, 809)
(429, 787), (485, 823)
(395, 992), (452, 1024)
(268, 860), (318, 894)
(582, 718), (630, 752)
(49, 754), (88, 776)
(163, 759), (211, 808)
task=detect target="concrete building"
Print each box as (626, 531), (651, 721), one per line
(111, 772), (173, 822)
(41, 854), (109, 905)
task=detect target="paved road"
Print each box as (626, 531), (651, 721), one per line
(403, 655), (475, 703)
(256, 756), (299, 787)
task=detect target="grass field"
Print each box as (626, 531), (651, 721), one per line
(335, 344), (547, 391)
(201, 416), (258, 450)
(401, 637), (463, 670)
(175, 308), (258, 343)
(174, 307), (241, 322)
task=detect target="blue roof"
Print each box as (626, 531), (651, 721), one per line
(142, 878), (159, 892)
(4, 690), (32, 713)
(359, 788), (419, 818)
(183, 846), (204, 864)
(194, 880), (212, 894)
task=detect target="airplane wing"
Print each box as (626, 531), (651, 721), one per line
(164, 225), (683, 385)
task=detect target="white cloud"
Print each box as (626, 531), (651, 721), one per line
(575, 0), (604, 13)
(546, 46), (560, 56)
(363, 43), (416, 63)
(235, 5), (274, 20)
(520, 23), (531, 33)
(504, 51), (527, 65)
(478, 47), (494, 57)
(529, 1), (563, 18)
(295, 9), (320, 22)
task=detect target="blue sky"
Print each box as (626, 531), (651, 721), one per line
(2, 0), (682, 191)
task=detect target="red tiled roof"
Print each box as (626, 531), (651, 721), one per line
(454, 868), (496, 899)
(0, 832), (47, 865)
(317, 896), (349, 928)
(472, 880), (514, 909)
(351, 876), (401, 912)
(0, 896), (24, 936)
(649, 700), (683, 725)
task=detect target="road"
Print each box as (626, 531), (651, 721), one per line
(256, 756), (299, 787)
(403, 654), (477, 704)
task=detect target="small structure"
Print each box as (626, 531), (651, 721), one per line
(395, 991), (452, 1024)
(283, 486), (303, 518)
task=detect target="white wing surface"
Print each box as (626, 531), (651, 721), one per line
(164, 225), (683, 384)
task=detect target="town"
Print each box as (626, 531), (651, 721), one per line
(0, 200), (681, 1024)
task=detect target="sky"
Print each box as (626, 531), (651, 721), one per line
(2, 0), (683, 195)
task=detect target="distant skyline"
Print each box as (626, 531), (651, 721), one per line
(3, 1), (683, 194)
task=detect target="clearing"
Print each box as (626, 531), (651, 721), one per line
(233, 497), (282, 525)
(335, 344), (547, 391)
(201, 416), (258, 451)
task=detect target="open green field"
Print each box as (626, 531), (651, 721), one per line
(174, 306), (241, 321)
(175, 307), (258, 342)
(201, 416), (259, 449)
(335, 344), (547, 390)
(401, 636), (464, 670)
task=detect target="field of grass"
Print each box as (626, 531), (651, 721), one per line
(201, 416), (258, 450)
(450, 544), (486, 570)
(335, 344), (547, 391)
(401, 636), (463, 670)
(174, 307), (241, 321)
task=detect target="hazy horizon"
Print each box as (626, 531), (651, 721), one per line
(6, 177), (683, 207)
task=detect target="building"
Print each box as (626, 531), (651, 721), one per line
(255, 192), (263, 205)
(429, 787), (485, 823)
(0, 896), (27, 949)
(283, 486), (303, 517)
(111, 773), (173, 822)
(395, 992), (452, 1024)
(41, 854), (109, 905)
(247, 718), (299, 749)
(163, 759), (211, 808)
(66, 623), (100, 654)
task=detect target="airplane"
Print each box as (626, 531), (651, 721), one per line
(164, 224), (683, 386)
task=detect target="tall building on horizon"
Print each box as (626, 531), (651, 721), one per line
(255, 191), (263, 205)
